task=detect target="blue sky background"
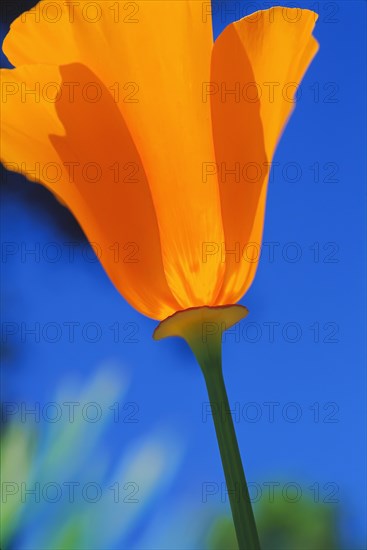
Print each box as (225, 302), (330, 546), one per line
(1, 1), (366, 548)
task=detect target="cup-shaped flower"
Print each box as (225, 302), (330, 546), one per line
(1, 2), (318, 320)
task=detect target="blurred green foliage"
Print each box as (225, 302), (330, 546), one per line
(207, 495), (341, 550)
(0, 367), (182, 550)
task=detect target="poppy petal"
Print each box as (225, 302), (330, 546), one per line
(211, 8), (319, 304)
(0, 63), (181, 319)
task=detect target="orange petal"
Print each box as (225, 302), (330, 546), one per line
(103, 1), (225, 309)
(0, 63), (180, 319)
(3, 0), (225, 310)
(211, 8), (319, 304)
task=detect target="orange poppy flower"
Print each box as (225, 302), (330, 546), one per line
(1, 2), (318, 321)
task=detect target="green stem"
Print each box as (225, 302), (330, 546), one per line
(200, 345), (260, 550)
(153, 305), (261, 550)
